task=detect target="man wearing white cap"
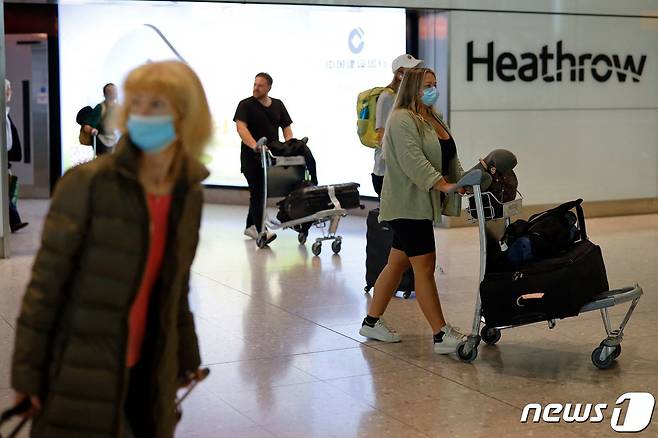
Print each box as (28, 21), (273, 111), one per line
(371, 54), (422, 198)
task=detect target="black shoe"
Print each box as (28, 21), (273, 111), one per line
(10, 222), (29, 233)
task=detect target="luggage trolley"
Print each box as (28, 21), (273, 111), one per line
(451, 169), (643, 369)
(256, 137), (352, 255)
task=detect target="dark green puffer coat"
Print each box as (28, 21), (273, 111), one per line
(11, 139), (206, 437)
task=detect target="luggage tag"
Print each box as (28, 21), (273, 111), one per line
(516, 292), (545, 307)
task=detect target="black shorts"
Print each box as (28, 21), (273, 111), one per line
(389, 218), (436, 257)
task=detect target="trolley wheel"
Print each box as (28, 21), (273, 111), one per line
(600, 342), (622, 360)
(402, 291), (412, 299)
(612, 344), (622, 359)
(256, 235), (267, 249)
(298, 232), (308, 245)
(311, 241), (322, 256)
(591, 345), (615, 369)
(331, 240), (342, 254)
(457, 342), (478, 363)
(480, 326), (502, 345)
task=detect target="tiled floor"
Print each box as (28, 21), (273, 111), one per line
(1, 200), (656, 437)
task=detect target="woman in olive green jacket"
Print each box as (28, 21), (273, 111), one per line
(359, 68), (467, 354)
(11, 61), (212, 437)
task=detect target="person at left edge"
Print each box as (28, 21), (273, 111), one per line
(5, 78), (28, 232)
(11, 60), (212, 437)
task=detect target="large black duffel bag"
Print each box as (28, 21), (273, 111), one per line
(480, 240), (609, 327)
(277, 183), (360, 222)
(365, 209), (414, 295)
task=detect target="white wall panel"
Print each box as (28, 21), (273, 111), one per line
(450, 109), (658, 204)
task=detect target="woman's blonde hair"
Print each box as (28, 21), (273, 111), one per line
(118, 61), (212, 159)
(393, 67), (436, 134)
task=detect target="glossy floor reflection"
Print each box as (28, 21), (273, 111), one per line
(1, 200), (656, 437)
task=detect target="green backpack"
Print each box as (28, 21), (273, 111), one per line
(356, 86), (393, 148)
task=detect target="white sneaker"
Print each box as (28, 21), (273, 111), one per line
(244, 226), (258, 240)
(359, 318), (401, 343)
(433, 324), (467, 354)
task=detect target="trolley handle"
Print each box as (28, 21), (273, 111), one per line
(448, 169), (485, 193)
(255, 137), (268, 153)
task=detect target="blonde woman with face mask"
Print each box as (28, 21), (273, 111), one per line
(11, 61), (212, 437)
(360, 67), (466, 354)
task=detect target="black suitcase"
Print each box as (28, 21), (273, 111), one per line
(480, 240), (609, 327)
(365, 209), (415, 297)
(277, 183), (360, 222)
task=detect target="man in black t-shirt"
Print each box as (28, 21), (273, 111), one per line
(234, 72), (293, 245)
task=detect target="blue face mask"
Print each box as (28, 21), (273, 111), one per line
(421, 86), (439, 107)
(126, 114), (177, 154)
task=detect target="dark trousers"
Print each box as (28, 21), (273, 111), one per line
(371, 173), (384, 200)
(8, 201), (22, 229)
(242, 162), (265, 233)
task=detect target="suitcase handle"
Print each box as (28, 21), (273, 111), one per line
(175, 368), (210, 423)
(1, 398), (31, 423)
(0, 398), (31, 438)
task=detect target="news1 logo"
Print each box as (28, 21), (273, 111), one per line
(467, 41), (647, 83)
(520, 392), (655, 432)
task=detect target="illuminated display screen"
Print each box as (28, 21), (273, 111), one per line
(59, 1), (406, 196)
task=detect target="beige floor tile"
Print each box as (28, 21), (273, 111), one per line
(195, 315), (359, 364)
(290, 346), (416, 380)
(263, 410), (429, 438)
(174, 384), (258, 436)
(0, 389), (30, 438)
(201, 358), (319, 395)
(381, 395), (584, 438)
(218, 381), (375, 427)
(325, 367), (475, 410)
(292, 303), (372, 328)
(0, 318), (15, 390)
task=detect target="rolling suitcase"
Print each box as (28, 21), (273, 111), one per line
(277, 183), (360, 222)
(365, 208), (415, 298)
(480, 240), (609, 327)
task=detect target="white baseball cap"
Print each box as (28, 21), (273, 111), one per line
(391, 54), (423, 73)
